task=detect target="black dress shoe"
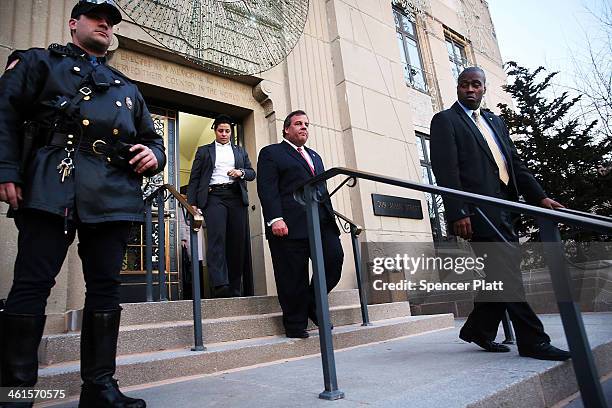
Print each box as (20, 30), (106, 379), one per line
(519, 342), (571, 361)
(459, 329), (510, 352)
(286, 329), (309, 339)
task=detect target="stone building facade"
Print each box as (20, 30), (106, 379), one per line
(0, 0), (513, 321)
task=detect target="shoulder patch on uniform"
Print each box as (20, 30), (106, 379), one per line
(5, 59), (19, 71)
(4, 47), (45, 72)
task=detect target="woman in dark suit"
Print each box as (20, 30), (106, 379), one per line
(186, 115), (255, 297)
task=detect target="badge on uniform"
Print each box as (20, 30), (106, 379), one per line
(125, 97), (133, 110)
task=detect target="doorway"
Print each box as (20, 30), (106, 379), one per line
(119, 107), (252, 303)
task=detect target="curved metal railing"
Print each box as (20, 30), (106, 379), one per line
(332, 210), (371, 327)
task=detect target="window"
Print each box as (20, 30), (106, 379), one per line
(416, 132), (449, 241)
(394, 7), (427, 92)
(446, 36), (468, 81)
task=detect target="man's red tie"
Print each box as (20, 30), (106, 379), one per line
(297, 147), (315, 175)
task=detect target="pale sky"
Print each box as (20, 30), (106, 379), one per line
(488, 0), (608, 91)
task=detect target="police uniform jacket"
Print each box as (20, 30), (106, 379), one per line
(0, 43), (166, 223)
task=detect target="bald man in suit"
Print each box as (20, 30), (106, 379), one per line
(430, 67), (570, 361)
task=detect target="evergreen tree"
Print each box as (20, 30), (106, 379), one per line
(497, 61), (612, 242)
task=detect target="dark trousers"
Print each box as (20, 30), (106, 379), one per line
(268, 221), (344, 332)
(203, 189), (247, 295)
(462, 184), (550, 349)
(4, 209), (131, 315)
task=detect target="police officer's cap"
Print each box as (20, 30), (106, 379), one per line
(71, 0), (122, 25)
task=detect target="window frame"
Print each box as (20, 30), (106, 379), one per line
(445, 33), (469, 81)
(393, 6), (428, 93)
(416, 132), (450, 241)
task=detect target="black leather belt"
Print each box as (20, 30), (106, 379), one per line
(209, 183), (238, 192)
(49, 132), (113, 156)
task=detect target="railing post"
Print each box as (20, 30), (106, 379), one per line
(189, 215), (205, 351)
(156, 192), (168, 301)
(145, 199), (154, 302)
(242, 216), (254, 297)
(350, 226), (371, 326)
(537, 217), (607, 408)
(501, 311), (515, 344)
(304, 184), (345, 400)
(474, 207), (515, 343)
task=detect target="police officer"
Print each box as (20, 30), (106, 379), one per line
(0, 1), (166, 407)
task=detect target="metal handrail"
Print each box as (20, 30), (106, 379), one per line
(143, 184), (205, 351)
(333, 210), (370, 327)
(556, 207), (612, 224)
(333, 210), (363, 236)
(146, 184), (204, 231)
(295, 167), (611, 406)
(295, 167), (612, 233)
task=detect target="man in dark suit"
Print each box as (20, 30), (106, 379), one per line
(430, 67), (570, 361)
(257, 110), (344, 338)
(187, 115), (255, 298)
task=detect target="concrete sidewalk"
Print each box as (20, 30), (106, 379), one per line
(44, 313), (612, 408)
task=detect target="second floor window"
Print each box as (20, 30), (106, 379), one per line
(394, 7), (427, 92)
(446, 35), (468, 81)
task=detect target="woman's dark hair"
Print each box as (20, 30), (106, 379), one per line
(212, 114), (234, 130)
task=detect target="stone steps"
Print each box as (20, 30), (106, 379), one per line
(43, 289), (363, 335)
(39, 301), (411, 365)
(37, 313), (455, 399)
(118, 289), (361, 325)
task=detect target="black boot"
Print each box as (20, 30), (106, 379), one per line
(0, 312), (47, 408)
(78, 309), (146, 408)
